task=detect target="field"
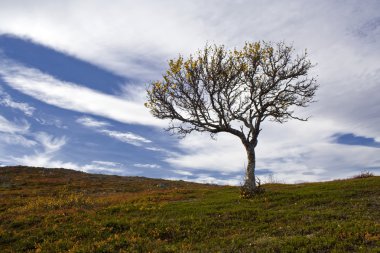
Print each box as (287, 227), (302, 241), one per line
(0, 166), (379, 252)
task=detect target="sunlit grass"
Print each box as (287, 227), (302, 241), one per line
(1, 166), (379, 252)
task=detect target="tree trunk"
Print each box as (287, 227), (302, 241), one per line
(244, 144), (256, 192)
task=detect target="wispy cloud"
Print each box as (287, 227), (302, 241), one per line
(172, 169), (192, 176)
(0, 114), (35, 147)
(0, 114), (29, 134)
(12, 132), (67, 167)
(9, 132), (125, 175)
(100, 130), (151, 146)
(0, 58), (165, 127)
(145, 146), (178, 157)
(145, 147), (165, 152)
(76, 116), (151, 146)
(92, 160), (121, 167)
(34, 132), (67, 154)
(134, 163), (161, 169)
(35, 117), (66, 129)
(76, 116), (110, 128)
(82, 166), (123, 174)
(14, 153), (124, 175)
(166, 174), (242, 186)
(0, 133), (36, 147)
(0, 87), (35, 116)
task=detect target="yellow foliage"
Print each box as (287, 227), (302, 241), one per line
(169, 57), (183, 74)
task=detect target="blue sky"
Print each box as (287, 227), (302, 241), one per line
(0, 0), (379, 184)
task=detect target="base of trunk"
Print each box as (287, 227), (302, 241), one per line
(240, 178), (264, 198)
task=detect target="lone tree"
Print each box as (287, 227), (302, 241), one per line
(146, 41), (318, 196)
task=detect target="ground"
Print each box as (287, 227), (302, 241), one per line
(0, 166), (379, 252)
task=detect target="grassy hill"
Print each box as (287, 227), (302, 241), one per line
(0, 166), (379, 252)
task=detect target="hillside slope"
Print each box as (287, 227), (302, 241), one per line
(0, 166), (379, 252)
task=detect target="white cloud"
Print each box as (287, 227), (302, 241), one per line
(35, 117), (66, 129)
(0, 58), (165, 127)
(166, 174), (242, 186)
(100, 129), (152, 146)
(13, 153), (124, 174)
(92, 160), (120, 167)
(145, 147), (165, 152)
(166, 132), (246, 172)
(0, 1), (210, 79)
(76, 116), (152, 146)
(145, 146), (178, 156)
(165, 117), (380, 183)
(12, 132), (68, 167)
(81, 164), (123, 174)
(0, 1), (379, 80)
(134, 163), (161, 169)
(172, 169), (193, 176)
(0, 114), (29, 134)
(0, 87), (35, 116)
(0, 133), (36, 147)
(0, 114), (35, 148)
(10, 132), (126, 175)
(34, 132), (67, 154)
(76, 116), (110, 128)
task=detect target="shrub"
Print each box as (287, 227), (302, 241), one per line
(351, 170), (374, 179)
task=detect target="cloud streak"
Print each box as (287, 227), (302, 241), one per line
(0, 114), (35, 148)
(0, 114), (29, 134)
(76, 116), (151, 146)
(9, 131), (127, 175)
(76, 116), (110, 128)
(11, 132), (68, 167)
(0, 87), (35, 116)
(134, 163), (161, 169)
(99, 129), (151, 146)
(0, 58), (164, 127)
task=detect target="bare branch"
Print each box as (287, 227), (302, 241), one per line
(146, 41), (318, 145)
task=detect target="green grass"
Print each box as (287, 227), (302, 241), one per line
(1, 166), (379, 252)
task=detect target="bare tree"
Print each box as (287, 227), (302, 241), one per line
(146, 41), (318, 196)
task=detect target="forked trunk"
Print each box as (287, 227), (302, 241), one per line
(244, 145), (256, 192)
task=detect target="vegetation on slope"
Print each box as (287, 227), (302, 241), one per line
(0, 166), (379, 252)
